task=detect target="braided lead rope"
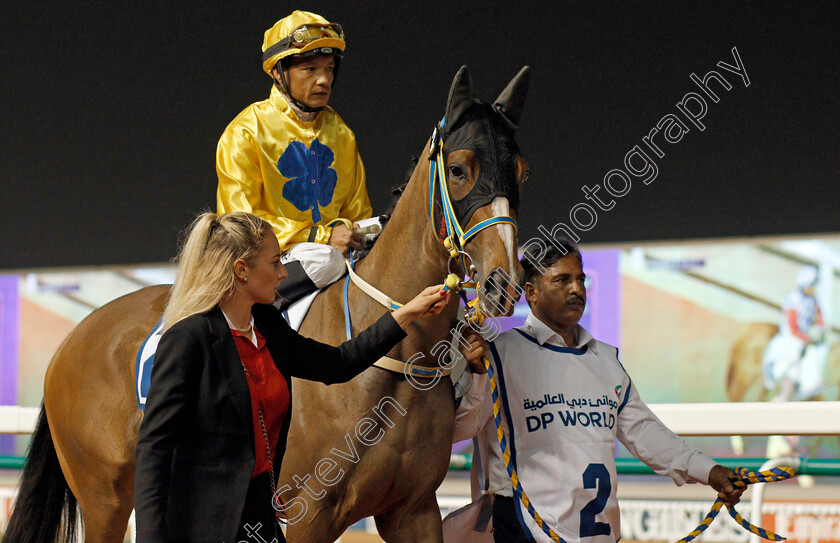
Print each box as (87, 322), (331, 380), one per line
(676, 466), (794, 543)
(484, 354), (565, 542)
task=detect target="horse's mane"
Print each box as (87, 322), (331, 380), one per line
(385, 155), (418, 216)
(361, 98), (520, 260)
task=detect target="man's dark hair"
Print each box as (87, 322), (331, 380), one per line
(521, 240), (583, 286)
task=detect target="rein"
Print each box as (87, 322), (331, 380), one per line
(341, 118), (517, 377)
(345, 117), (518, 304)
(427, 119), (517, 293)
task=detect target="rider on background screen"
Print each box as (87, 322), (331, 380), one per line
(761, 265), (828, 482)
(762, 265), (827, 402)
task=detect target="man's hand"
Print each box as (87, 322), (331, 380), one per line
(708, 465), (745, 508)
(460, 329), (489, 374)
(328, 223), (362, 257)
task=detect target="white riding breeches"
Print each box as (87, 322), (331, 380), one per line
(281, 242), (346, 289)
(762, 334), (829, 399)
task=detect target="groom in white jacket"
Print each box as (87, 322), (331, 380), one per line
(449, 241), (743, 543)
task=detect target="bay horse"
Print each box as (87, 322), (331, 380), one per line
(726, 322), (840, 403)
(726, 322), (840, 457)
(7, 65), (530, 543)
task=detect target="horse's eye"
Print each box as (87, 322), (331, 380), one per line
(449, 165), (464, 178)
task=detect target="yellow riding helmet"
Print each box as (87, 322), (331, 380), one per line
(261, 11), (345, 76)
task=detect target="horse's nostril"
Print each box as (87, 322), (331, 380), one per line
(486, 273), (507, 297)
(486, 270), (509, 293)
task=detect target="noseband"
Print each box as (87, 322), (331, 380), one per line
(344, 114), (519, 312)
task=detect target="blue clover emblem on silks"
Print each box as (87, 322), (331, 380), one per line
(278, 138), (337, 223)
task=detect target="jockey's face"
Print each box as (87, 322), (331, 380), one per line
(526, 254), (586, 332)
(279, 56), (335, 109)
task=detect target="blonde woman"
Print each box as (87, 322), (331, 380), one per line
(135, 212), (449, 543)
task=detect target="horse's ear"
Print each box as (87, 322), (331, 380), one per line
(444, 65), (474, 131)
(494, 65), (530, 130)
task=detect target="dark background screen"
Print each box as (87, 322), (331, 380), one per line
(2, 1), (837, 268)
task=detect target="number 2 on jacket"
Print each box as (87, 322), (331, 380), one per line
(580, 463), (611, 537)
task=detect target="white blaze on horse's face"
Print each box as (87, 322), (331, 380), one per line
(465, 195), (523, 318)
(491, 196), (517, 277)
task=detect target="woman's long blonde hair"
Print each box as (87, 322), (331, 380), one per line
(162, 211), (274, 331)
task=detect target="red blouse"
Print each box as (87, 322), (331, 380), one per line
(231, 325), (290, 478)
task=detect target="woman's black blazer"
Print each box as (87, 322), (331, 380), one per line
(134, 303), (406, 543)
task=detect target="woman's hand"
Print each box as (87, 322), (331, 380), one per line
(392, 286), (451, 329)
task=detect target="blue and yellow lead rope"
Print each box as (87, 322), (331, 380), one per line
(483, 352), (564, 542)
(676, 466), (793, 543)
(480, 349), (794, 543)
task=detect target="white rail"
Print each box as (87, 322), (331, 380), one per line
(0, 406), (39, 434)
(2, 402), (838, 543)
(650, 401), (840, 436)
(3, 402), (840, 435)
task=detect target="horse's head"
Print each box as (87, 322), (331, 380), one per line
(433, 65), (530, 317)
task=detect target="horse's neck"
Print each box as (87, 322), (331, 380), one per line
(359, 172), (446, 295)
(351, 162), (459, 359)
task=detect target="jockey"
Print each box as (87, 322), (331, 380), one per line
(217, 10), (371, 307)
(762, 265), (827, 401)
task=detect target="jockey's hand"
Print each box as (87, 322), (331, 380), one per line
(808, 327), (825, 344)
(460, 329), (489, 374)
(329, 223), (362, 257)
(392, 286), (451, 329)
(708, 465), (745, 508)
(354, 222), (382, 249)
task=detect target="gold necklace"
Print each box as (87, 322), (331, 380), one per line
(231, 322), (253, 334)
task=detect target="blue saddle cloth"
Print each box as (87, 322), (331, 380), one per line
(136, 320), (163, 410)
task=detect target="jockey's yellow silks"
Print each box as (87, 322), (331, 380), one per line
(216, 85), (372, 251)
